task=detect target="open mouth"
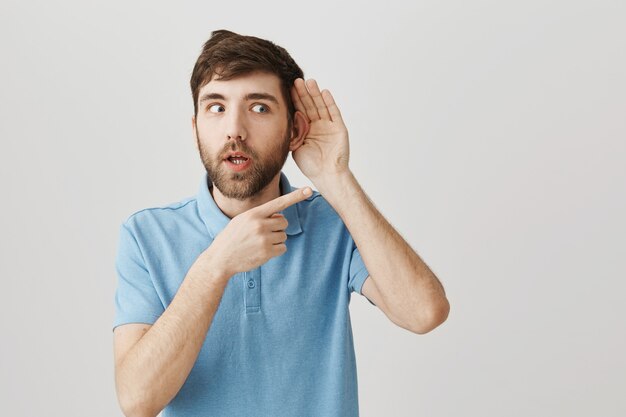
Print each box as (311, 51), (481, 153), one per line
(226, 156), (249, 165)
(224, 155), (252, 171)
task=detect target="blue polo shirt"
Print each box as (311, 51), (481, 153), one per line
(113, 171), (373, 417)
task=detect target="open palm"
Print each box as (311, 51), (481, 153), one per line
(290, 78), (350, 184)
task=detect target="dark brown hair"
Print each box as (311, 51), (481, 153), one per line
(190, 29), (304, 128)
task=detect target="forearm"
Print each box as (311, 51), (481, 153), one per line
(115, 252), (230, 417)
(319, 171), (449, 331)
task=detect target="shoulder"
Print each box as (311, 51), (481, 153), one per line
(295, 188), (338, 216)
(293, 188), (348, 234)
(122, 196), (197, 233)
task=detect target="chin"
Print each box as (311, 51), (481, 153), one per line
(214, 178), (259, 200)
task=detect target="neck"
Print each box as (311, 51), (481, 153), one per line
(210, 173), (282, 219)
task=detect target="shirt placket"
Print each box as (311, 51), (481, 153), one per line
(243, 267), (261, 313)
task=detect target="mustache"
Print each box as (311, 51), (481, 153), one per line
(220, 142), (256, 160)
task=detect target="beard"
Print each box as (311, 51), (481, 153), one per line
(196, 127), (292, 201)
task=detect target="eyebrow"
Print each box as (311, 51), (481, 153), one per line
(199, 92), (280, 106)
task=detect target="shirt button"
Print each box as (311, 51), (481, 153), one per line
(247, 279), (256, 289)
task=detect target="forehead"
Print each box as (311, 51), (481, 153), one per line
(198, 71), (284, 101)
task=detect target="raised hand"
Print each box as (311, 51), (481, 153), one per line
(290, 78), (350, 186)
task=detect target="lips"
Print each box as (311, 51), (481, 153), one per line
(224, 151), (251, 161)
(224, 155), (252, 171)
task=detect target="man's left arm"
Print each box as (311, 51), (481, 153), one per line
(290, 77), (449, 335)
(319, 170), (450, 334)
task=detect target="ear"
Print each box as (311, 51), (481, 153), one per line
(191, 115), (199, 152)
(288, 110), (310, 152)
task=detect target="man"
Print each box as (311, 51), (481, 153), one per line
(113, 29), (449, 417)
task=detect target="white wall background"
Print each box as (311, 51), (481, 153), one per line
(1, 1), (624, 416)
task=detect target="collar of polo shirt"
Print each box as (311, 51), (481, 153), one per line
(196, 171), (304, 239)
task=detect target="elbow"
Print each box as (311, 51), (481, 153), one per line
(410, 298), (450, 335)
(116, 379), (159, 417)
(118, 397), (158, 417)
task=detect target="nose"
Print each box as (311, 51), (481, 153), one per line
(225, 107), (247, 142)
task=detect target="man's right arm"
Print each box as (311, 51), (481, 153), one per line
(113, 187), (312, 417)
(113, 251), (230, 417)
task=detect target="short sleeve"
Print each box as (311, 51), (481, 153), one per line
(112, 223), (165, 332)
(347, 238), (376, 306)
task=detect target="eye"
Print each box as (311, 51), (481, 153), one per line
(207, 104), (225, 113)
(252, 104), (269, 113)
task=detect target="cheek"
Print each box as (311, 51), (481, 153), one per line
(196, 138), (219, 160)
(195, 124), (218, 146)
(196, 116), (220, 134)
(262, 121), (289, 139)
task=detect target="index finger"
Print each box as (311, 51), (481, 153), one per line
(255, 187), (312, 217)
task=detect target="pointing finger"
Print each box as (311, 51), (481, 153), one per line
(256, 187), (312, 217)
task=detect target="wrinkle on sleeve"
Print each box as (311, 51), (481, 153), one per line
(347, 237), (375, 306)
(112, 223), (165, 331)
